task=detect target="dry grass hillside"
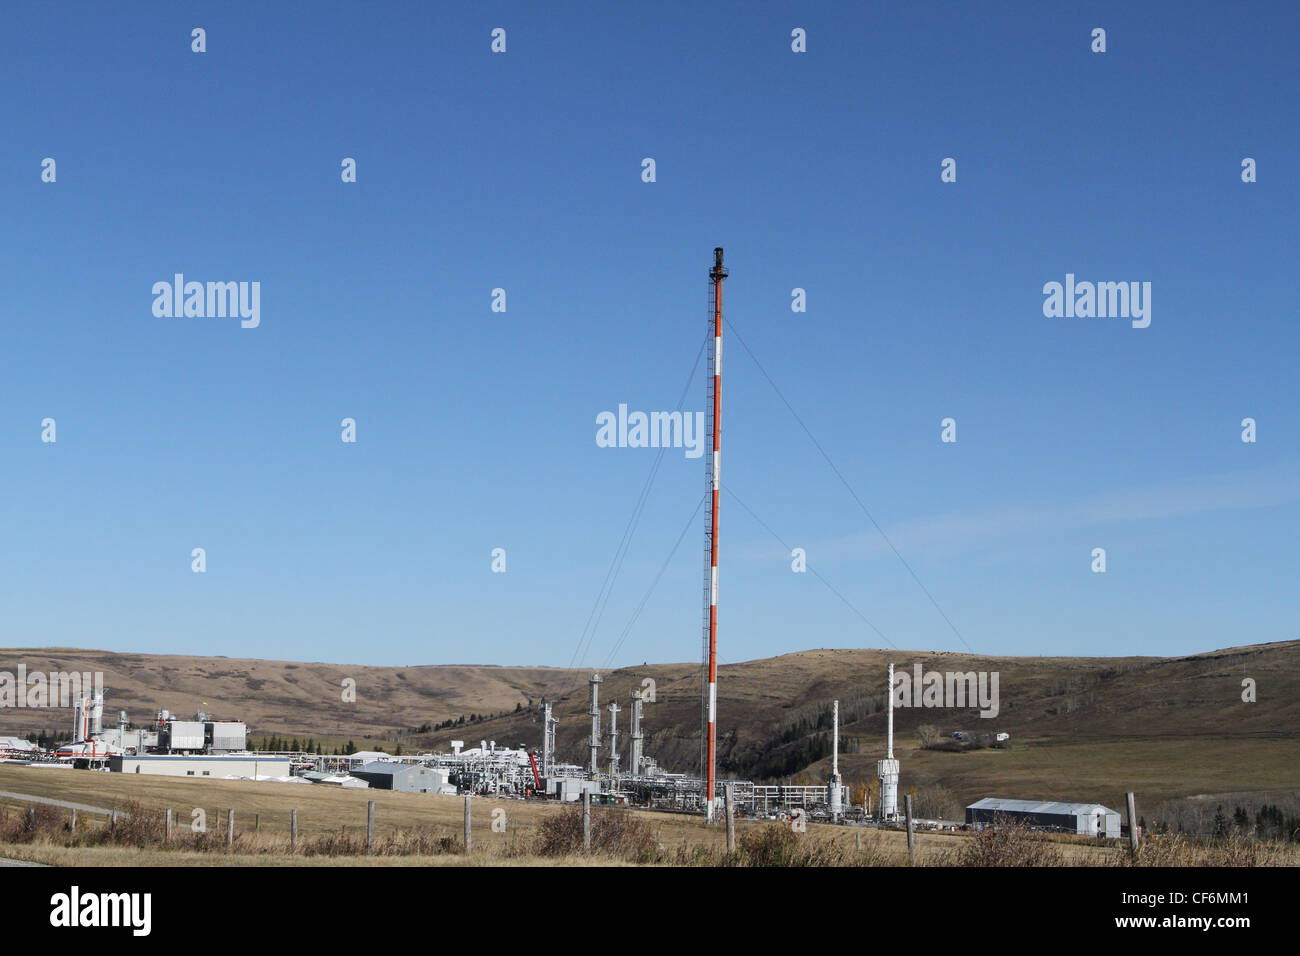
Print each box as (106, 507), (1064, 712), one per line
(0, 647), (581, 745)
(429, 639), (1300, 810)
(2, 640), (1297, 810)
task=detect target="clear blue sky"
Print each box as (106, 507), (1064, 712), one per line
(2, 2), (1296, 667)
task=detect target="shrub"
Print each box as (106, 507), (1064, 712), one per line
(0, 803), (65, 843)
(534, 807), (657, 862)
(738, 823), (801, 866)
(956, 818), (1065, 867)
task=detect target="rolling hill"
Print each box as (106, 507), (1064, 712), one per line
(2, 640), (1297, 813)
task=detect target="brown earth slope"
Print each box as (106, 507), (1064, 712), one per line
(2, 640), (1296, 810)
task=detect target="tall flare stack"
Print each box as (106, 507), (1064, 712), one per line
(702, 247), (726, 820)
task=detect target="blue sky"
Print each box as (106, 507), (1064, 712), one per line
(2, 2), (1296, 667)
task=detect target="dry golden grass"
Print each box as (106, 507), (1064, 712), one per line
(3, 767), (1290, 868)
(0, 842), (651, 867)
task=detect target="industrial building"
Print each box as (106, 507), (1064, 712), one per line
(0, 736), (38, 759)
(550, 777), (601, 802)
(965, 797), (1121, 838)
(109, 754), (292, 778)
(349, 761), (455, 794)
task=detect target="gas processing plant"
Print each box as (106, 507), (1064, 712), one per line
(0, 250), (913, 825)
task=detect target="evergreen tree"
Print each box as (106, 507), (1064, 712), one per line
(1212, 805), (1229, 839)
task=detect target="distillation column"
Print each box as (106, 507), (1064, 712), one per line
(541, 700), (557, 777)
(588, 673), (602, 777)
(877, 663), (900, 820)
(608, 700), (620, 779)
(828, 699), (843, 821)
(629, 689), (644, 776)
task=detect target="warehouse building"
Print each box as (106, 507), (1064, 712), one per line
(966, 797), (1121, 837)
(109, 754), (291, 778)
(349, 762), (456, 794)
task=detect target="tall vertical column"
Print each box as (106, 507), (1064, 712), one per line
(630, 689), (644, 776)
(704, 247), (726, 820)
(541, 700), (555, 778)
(878, 663), (900, 819)
(829, 699), (843, 820)
(588, 673), (602, 777)
(607, 700), (620, 779)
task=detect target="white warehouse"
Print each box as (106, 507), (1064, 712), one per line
(109, 754), (292, 778)
(965, 797), (1122, 838)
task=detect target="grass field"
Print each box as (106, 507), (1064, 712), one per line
(0, 763), (1107, 867)
(0, 763), (800, 857)
(5, 763), (1294, 868)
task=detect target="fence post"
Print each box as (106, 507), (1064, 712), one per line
(724, 783), (736, 855)
(904, 794), (916, 865)
(1126, 792), (1140, 859)
(255, 813), (260, 833)
(226, 809), (235, 847)
(164, 809), (172, 844)
(582, 789), (592, 853)
(367, 801), (375, 852)
(291, 809), (298, 850)
(70, 808), (77, 833)
(463, 795), (472, 853)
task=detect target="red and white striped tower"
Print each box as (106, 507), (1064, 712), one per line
(703, 247), (726, 820)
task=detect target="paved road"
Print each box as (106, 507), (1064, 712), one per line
(0, 790), (116, 815)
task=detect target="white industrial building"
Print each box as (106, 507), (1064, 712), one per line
(109, 754), (292, 778)
(0, 736), (38, 756)
(965, 797), (1122, 838)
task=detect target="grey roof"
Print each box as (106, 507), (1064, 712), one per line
(353, 761), (410, 776)
(968, 797), (1118, 815)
